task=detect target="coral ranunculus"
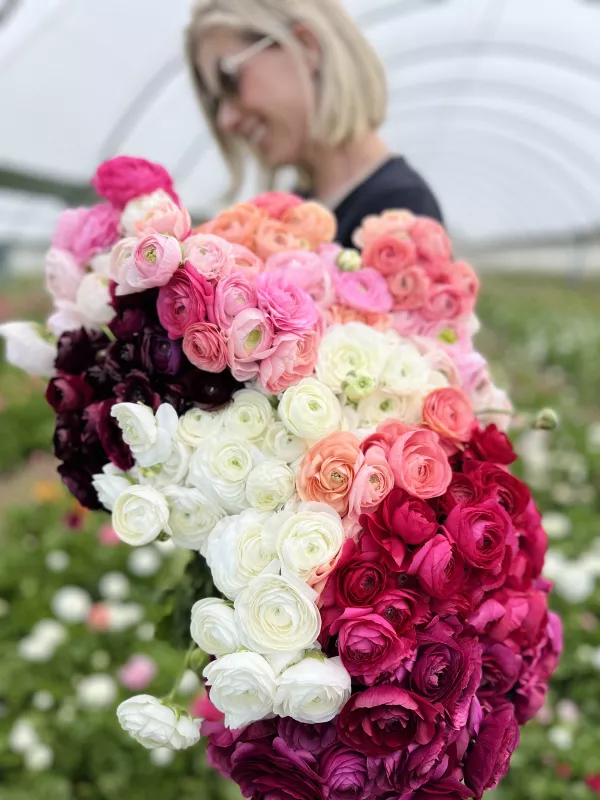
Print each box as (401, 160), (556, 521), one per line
(298, 431), (362, 516)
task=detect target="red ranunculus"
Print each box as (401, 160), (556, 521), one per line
(373, 588), (431, 638)
(444, 499), (515, 572)
(464, 424), (517, 466)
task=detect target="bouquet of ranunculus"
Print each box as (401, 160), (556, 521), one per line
(1, 156), (561, 799)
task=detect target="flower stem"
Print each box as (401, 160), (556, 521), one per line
(101, 325), (117, 342)
(165, 643), (197, 704)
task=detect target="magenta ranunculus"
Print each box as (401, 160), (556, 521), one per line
(334, 267), (393, 314)
(408, 533), (467, 600)
(372, 589), (431, 638)
(213, 272), (258, 331)
(183, 322), (228, 373)
(464, 703), (519, 798)
(479, 641), (522, 698)
(277, 719), (336, 756)
(157, 262), (214, 339)
(52, 203), (120, 267)
(257, 272), (319, 334)
(92, 155), (179, 209)
(320, 742), (373, 800)
(337, 686), (440, 758)
(513, 611), (562, 724)
(468, 589), (548, 649)
(230, 738), (323, 800)
(399, 777), (474, 799)
(444, 499), (515, 571)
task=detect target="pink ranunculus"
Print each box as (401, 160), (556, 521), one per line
(45, 247), (84, 301)
(183, 233), (235, 281)
(348, 444), (394, 516)
(157, 262), (215, 339)
(135, 199), (192, 240)
(98, 524), (121, 547)
(230, 243), (265, 277)
(444, 499), (515, 572)
(388, 265), (431, 312)
(334, 268), (393, 314)
(52, 204), (120, 267)
(248, 190), (304, 219)
(191, 691), (224, 723)
(388, 428), (452, 500)
(408, 533), (467, 599)
(92, 155), (179, 209)
(317, 242), (343, 268)
(108, 237), (137, 288)
(256, 272), (319, 334)
(226, 308), (274, 382)
(421, 284), (466, 323)
(409, 218), (452, 267)
(117, 654), (158, 691)
(423, 387), (475, 443)
(259, 329), (320, 394)
(362, 233), (417, 278)
(183, 322), (228, 373)
(213, 273), (258, 332)
(266, 250), (336, 308)
(122, 234), (182, 293)
(352, 210), (416, 251)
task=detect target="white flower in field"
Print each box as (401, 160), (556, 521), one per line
(178, 670), (200, 697)
(177, 407), (224, 448)
(127, 548), (163, 578)
(24, 743), (54, 772)
(279, 378), (342, 441)
(235, 568), (321, 654)
(203, 652), (277, 730)
(357, 389), (422, 428)
(99, 572), (130, 601)
(112, 403), (178, 469)
(51, 587), (92, 624)
(316, 323), (386, 394)
(188, 436), (259, 514)
(163, 485), (225, 552)
(224, 389), (274, 443)
(8, 720), (38, 753)
(541, 511), (572, 540)
(262, 422), (307, 463)
(75, 272), (114, 327)
(45, 550), (70, 573)
(274, 654), (351, 723)
(548, 725), (573, 751)
(32, 691), (55, 712)
(190, 598), (241, 656)
(553, 562), (594, 604)
(121, 190), (174, 236)
(245, 461), (295, 512)
(77, 674), (118, 710)
(117, 695), (201, 751)
(112, 485), (170, 547)
(205, 510), (275, 600)
(92, 463), (133, 511)
(137, 441), (191, 489)
(0, 321), (56, 377)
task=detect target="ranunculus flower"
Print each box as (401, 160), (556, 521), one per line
(337, 685), (440, 757)
(279, 378), (342, 441)
(249, 190), (304, 219)
(436, 473), (482, 515)
(188, 436), (258, 515)
(266, 250), (335, 307)
(92, 155), (179, 209)
(183, 322), (227, 373)
(231, 739), (323, 800)
(46, 373), (93, 413)
(157, 263), (214, 339)
(421, 284), (465, 323)
(213, 273), (257, 331)
(332, 609), (414, 685)
(259, 329), (320, 395)
(126, 234), (182, 292)
(408, 533), (466, 600)
(334, 268), (393, 314)
(409, 218), (452, 266)
(278, 719), (336, 756)
(399, 777), (474, 799)
(112, 485), (170, 546)
(464, 462), (531, 520)
(281, 200), (337, 250)
(141, 329), (182, 375)
(320, 742), (373, 800)
(230, 243), (265, 276)
(479, 641), (522, 697)
(372, 588), (431, 638)
(203, 651), (277, 729)
(190, 598), (241, 657)
(111, 402), (177, 468)
(164, 485), (224, 551)
(468, 588), (548, 649)
(183, 233), (234, 280)
(274, 655), (351, 724)
(389, 429), (452, 500)
(200, 203), (266, 250)
(58, 459), (104, 511)
(464, 423), (516, 465)
(0, 321), (57, 377)
(362, 233), (417, 277)
(114, 370), (161, 410)
(245, 461), (295, 512)
(352, 210), (415, 250)
(316, 322), (387, 395)
(423, 387), (474, 442)
(92, 464), (132, 512)
(51, 203), (120, 267)
(348, 444), (394, 515)
(254, 218), (304, 261)
(445, 499), (514, 572)
(257, 272), (319, 334)
(298, 431), (362, 516)
(135, 199), (191, 239)
(117, 694), (200, 750)
(45, 247), (84, 301)
(388, 265), (431, 312)
(97, 399), (135, 472)
(226, 308), (274, 382)
(464, 703), (519, 797)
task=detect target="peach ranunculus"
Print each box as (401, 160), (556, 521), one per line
(388, 265), (431, 312)
(362, 233), (417, 278)
(197, 203), (267, 250)
(422, 387), (475, 442)
(297, 431), (363, 516)
(327, 304), (393, 331)
(230, 243), (265, 277)
(135, 199), (192, 240)
(348, 444), (394, 516)
(281, 201), (337, 250)
(183, 322), (228, 373)
(254, 219), (305, 261)
(408, 217), (452, 266)
(388, 428), (452, 500)
(259, 329), (320, 395)
(352, 210), (416, 251)
(450, 260), (479, 299)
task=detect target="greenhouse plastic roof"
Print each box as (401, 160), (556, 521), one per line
(1, 0), (600, 243)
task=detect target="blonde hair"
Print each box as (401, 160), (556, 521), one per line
(185, 0), (388, 200)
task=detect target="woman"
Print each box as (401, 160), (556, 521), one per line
(185, 0), (443, 248)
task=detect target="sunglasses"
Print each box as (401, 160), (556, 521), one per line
(205, 35), (275, 114)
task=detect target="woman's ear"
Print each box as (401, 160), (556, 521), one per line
(291, 22), (322, 75)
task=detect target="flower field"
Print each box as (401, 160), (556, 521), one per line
(0, 272), (599, 799)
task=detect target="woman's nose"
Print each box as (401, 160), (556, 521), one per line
(217, 100), (243, 136)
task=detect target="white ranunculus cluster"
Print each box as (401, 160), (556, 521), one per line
(117, 695), (201, 751)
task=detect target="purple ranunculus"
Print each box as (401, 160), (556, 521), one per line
(109, 307), (148, 339)
(141, 329), (183, 375)
(464, 703), (519, 798)
(55, 328), (106, 374)
(320, 742), (373, 799)
(46, 374), (93, 414)
(398, 777), (474, 799)
(231, 737), (323, 800)
(53, 414), (81, 462)
(479, 641), (522, 698)
(96, 399), (134, 471)
(104, 340), (142, 382)
(203, 719), (277, 781)
(178, 365), (244, 408)
(277, 719), (337, 756)
(114, 370), (161, 410)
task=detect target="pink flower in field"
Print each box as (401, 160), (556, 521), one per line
(256, 272), (319, 334)
(184, 234), (235, 281)
(52, 204), (120, 267)
(135, 199), (192, 240)
(266, 250), (335, 307)
(45, 247), (84, 301)
(183, 322), (228, 373)
(92, 155), (179, 209)
(259, 329), (320, 394)
(86, 603), (111, 632)
(98, 524), (121, 547)
(334, 268), (393, 314)
(230, 243), (265, 277)
(117, 654), (158, 691)
(213, 273), (258, 332)
(226, 308), (274, 382)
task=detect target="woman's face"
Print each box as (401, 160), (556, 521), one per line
(195, 27), (316, 169)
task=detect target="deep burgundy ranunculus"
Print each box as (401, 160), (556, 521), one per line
(114, 370), (161, 410)
(109, 307), (148, 339)
(464, 703), (519, 798)
(159, 381), (188, 416)
(464, 462), (530, 519)
(410, 618), (482, 730)
(46, 373), (93, 413)
(436, 473), (482, 515)
(373, 588), (431, 638)
(408, 533), (467, 600)
(332, 608), (415, 685)
(204, 718), (278, 780)
(479, 641), (522, 698)
(57, 459), (103, 511)
(230, 738), (323, 800)
(110, 285), (160, 321)
(464, 424), (516, 466)
(320, 742), (373, 799)
(141, 329), (183, 375)
(277, 719), (336, 756)
(337, 686), (440, 758)
(55, 328), (106, 374)
(178, 365), (244, 408)
(104, 340), (142, 382)
(53, 413), (81, 461)
(398, 777), (474, 799)
(96, 398), (134, 471)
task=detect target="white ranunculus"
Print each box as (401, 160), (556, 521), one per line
(278, 378), (342, 441)
(76, 674), (118, 710)
(265, 650), (305, 677)
(235, 569), (321, 654)
(223, 389), (274, 443)
(163, 485), (224, 552)
(0, 321), (56, 377)
(357, 389), (422, 428)
(379, 342), (430, 396)
(47, 299), (86, 336)
(137, 441), (191, 488)
(274, 654), (351, 723)
(316, 323), (387, 394)
(245, 461), (295, 512)
(262, 422), (307, 463)
(187, 436), (259, 514)
(111, 402), (178, 468)
(45, 247), (83, 301)
(205, 510), (275, 600)
(120, 190), (174, 236)
(190, 598), (241, 656)
(117, 695), (201, 751)
(265, 503), (345, 583)
(112, 485), (170, 546)
(203, 652), (276, 730)
(75, 272), (115, 328)
(92, 463), (133, 511)
(177, 407), (224, 448)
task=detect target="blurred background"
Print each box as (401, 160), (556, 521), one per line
(0, 0), (599, 798)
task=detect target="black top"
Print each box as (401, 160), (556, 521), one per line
(331, 156), (444, 248)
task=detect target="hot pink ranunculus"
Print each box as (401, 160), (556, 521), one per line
(117, 654), (158, 691)
(52, 204), (120, 267)
(408, 533), (467, 600)
(226, 308), (274, 382)
(213, 273), (258, 332)
(135, 199), (192, 240)
(248, 190), (304, 219)
(157, 262), (214, 339)
(388, 428), (452, 499)
(256, 272), (319, 334)
(45, 247), (84, 301)
(92, 155), (179, 209)
(266, 250), (336, 307)
(334, 268), (393, 314)
(259, 329), (320, 394)
(184, 233), (235, 281)
(409, 217), (452, 267)
(124, 233), (182, 292)
(183, 322), (228, 373)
